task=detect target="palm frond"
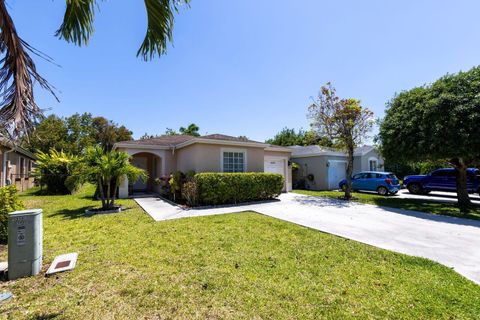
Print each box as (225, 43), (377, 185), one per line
(137, 0), (190, 60)
(0, 0), (58, 140)
(55, 0), (97, 46)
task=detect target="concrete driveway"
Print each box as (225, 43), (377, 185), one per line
(395, 189), (480, 205)
(135, 193), (480, 284)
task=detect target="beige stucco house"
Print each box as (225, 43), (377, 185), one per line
(290, 145), (384, 190)
(1, 140), (36, 192)
(114, 134), (292, 198)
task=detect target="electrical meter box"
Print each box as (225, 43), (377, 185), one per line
(8, 209), (43, 280)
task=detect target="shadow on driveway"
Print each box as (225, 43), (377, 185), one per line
(292, 194), (480, 228)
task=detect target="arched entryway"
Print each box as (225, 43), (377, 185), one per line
(129, 152), (162, 196)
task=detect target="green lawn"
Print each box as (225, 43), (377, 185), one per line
(294, 189), (480, 221)
(1, 186), (479, 319)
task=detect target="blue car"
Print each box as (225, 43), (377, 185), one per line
(404, 168), (480, 195)
(339, 171), (401, 196)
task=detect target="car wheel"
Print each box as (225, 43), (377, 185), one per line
(407, 183), (422, 195)
(341, 184), (347, 191)
(377, 186), (388, 196)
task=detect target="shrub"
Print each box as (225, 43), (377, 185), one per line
(182, 181), (198, 206)
(169, 171), (185, 201)
(32, 149), (81, 194)
(0, 186), (25, 243)
(194, 172), (284, 206)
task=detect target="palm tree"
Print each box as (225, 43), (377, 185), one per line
(84, 146), (147, 210)
(0, 0), (190, 140)
(179, 123), (200, 136)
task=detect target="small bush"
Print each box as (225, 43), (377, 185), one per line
(169, 171), (185, 201)
(182, 181), (198, 206)
(0, 186), (25, 243)
(32, 149), (81, 194)
(195, 172), (284, 206)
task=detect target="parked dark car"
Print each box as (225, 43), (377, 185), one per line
(339, 171), (401, 196)
(403, 168), (480, 195)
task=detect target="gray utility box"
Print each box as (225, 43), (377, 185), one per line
(8, 209), (43, 280)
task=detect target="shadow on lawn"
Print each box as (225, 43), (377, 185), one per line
(50, 206), (94, 220)
(29, 313), (64, 320)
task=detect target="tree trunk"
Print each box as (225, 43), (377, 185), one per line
(452, 158), (471, 207)
(98, 177), (107, 210)
(110, 182), (117, 208)
(344, 144), (354, 200)
(106, 180), (111, 210)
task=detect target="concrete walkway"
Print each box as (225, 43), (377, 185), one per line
(134, 193), (480, 284)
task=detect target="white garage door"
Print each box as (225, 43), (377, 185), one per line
(264, 159), (285, 177)
(328, 161), (347, 190)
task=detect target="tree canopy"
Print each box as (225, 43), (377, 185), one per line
(26, 113), (133, 154)
(379, 66), (480, 205)
(266, 127), (333, 147)
(309, 83), (374, 199)
(179, 123), (200, 136)
(141, 123), (201, 139)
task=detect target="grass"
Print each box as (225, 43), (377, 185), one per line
(0, 185), (479, 319)
(294, 189), (480, 221)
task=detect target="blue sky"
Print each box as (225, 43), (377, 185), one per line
(9, 0), (480, 141)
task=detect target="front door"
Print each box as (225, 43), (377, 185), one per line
(132, 157), (148, 192)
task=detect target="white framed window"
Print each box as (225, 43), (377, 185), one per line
(221, 148), (246, 172)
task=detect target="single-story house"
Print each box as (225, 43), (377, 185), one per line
(290, 145), (384, 190)
(0, 140), (36, 191)
(114, 134), (292, 198)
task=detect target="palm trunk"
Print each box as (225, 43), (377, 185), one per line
(106, 180), (111, 210)
(110, 181), (117, 208)
(345, 144), (354, 200)
(452, 158), (471, 208)
(98, 177), (106, 209)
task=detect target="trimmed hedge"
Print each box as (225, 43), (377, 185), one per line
(0, 186), (25, 243)
(194, 172), (284, 206)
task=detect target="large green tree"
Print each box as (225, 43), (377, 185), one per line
(266, 127), (333, 147)
(309, 83), (374, 199)
(0, 0), (190, 139)
(27, 113), (133, 154)
(379, 66), (480, 206)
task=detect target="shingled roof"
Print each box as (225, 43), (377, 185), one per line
(116, 134), (265, 147)
(116, 135), (195, 146)
(201, 134), (262, 144)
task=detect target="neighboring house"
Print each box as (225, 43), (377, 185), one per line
(114, 134), (292, 198)
(290, 145), (384, 190)
(0, 140), (36, 191)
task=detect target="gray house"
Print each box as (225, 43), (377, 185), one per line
(290, 145), (384, 190)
